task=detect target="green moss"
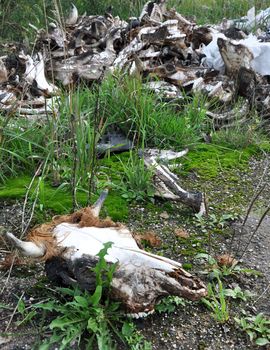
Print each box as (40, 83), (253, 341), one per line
(0, 176), (128, 221)
(104, 191), (128, 221)
(0, 176), (30, 198)
(182, 263), (193, 270)
(179, 144), (258, 179)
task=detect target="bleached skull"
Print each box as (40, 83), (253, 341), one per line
(3, 190), (207, 316)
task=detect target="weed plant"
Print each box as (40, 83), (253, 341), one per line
(201, 275), (229, 323)
(15, 243), (152, 350)
(118, 153), (155, 202)
(195, 253), (262, 280)
(235, 312), (270, 346)
(155, 296), (187, 314)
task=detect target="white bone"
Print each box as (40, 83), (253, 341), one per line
(66, 4), (78, 26)
(91, 189), (109, 217)
(5, 232), (45, 257)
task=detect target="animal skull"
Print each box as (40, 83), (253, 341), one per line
(3, 190), (207, 316)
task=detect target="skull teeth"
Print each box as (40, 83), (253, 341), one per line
(127, 309), (155, 319)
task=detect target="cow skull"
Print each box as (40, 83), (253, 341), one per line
(3, 190), (207, 316)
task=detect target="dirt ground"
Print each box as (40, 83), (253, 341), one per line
(0, 154), (270, 350)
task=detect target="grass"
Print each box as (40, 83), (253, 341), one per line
(117, 152), (155, 202)
(0, 0), (143, 42)
(0, 76), (210, 190)
(169, 0), (270, 24)
(85, 76), (210, 149)
(1, 0), (270, 42)
(201, 276), (229, 323)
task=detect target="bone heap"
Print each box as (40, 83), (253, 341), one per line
(1, 1), (270, 126)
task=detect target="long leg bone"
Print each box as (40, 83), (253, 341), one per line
(143, 149), (205, 214)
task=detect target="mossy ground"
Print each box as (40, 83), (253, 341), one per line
(0, 174), (128, 222)
(0, 144), (266, 224)
(178, 144), (259, 179)
(1, 141), (270, 350)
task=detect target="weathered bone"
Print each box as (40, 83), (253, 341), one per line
(2, 193), (207, 315)
(35, 53), (59, 95)
(91, 189), (109, 217)
(143, 149), (205, 214)
(4, 231), (45, 257)
(66, 4), (79, 26)
(217, 38), (254, 76)
(0, 58), (8, 83)
(206, 100), (250, 128)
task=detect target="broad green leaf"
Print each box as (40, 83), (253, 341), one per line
(246, 330), (254, 341)
(256, 338), (269, 346)
(87, 318), (98, 333)
(75, 296), (89, 308)
(90, 285), (102, 307)
(17, 299), (25, 314)
(50, 317), (76, 330)
(56, 287), (78, 296)
(34, 302), (56, 311)
(122, 322), (134, 337)
(38, 343), (51, 350)
(195, 253), (216, 265)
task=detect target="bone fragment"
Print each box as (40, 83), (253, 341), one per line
(66, 4), (78, 26)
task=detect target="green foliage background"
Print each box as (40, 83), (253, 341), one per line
(1, 0), (269, 42)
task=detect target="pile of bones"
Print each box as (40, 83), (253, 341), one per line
(0, 1), (270, 125)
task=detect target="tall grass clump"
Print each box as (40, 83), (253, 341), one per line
(117, 152), (155, 202)
(211, 108), (267, 150)
(0, 75), (211, 187)
(0, 115), (46, 182)
(95, 75), (210, 150)
(0, 87), (101, 191)
(169, 0), (269, 25)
